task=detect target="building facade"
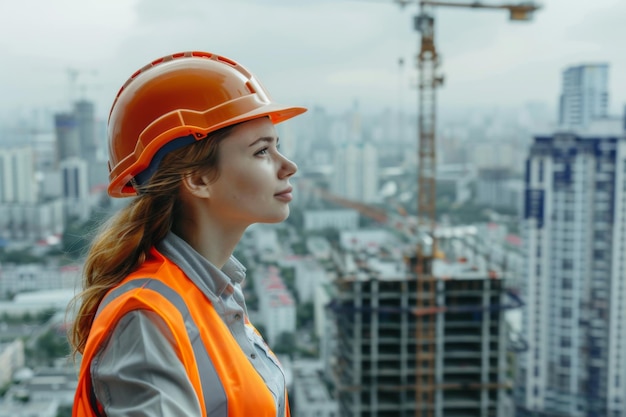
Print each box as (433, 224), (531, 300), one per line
(327, 231), (513, 417)
(0, 146), (37, 204)
(256, 266), (296, 345)
(332, 142), (379, 204)
(60, 157), (90, 221)
(559, 64), (609, 130)
(517, 130), (626, 416)
(54, 112), (80, 165)
(0, 339), (25, 389)
(303, 209), (360, 231)
(0, 145), (65, 242)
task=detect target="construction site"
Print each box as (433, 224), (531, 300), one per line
(317, 1), (539, 416)
(325, 225), (524, 417)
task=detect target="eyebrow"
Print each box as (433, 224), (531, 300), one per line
(248, 136), (280, 147)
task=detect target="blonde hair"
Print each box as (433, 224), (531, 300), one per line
(68, 126), (235, 357)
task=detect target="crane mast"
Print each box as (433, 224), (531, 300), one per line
(413, 4), (441, 416)
(415, 4), (442, 262)
(406, 1), (540, 416)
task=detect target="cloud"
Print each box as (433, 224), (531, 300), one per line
(0, 0), (624, 119)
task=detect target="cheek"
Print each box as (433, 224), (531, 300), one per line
(227, 171), (266, 201)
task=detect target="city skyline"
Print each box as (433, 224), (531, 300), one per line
(0, 0), (624, 122)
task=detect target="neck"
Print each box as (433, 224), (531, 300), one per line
(174, 217), (246, 269)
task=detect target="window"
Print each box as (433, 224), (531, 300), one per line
(562, 307), (572, 318)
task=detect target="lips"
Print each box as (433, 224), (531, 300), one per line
(275, 187), (293, 196)
(274, 186), (293, 201)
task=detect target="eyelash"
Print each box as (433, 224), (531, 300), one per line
(255, 144), (280, 156)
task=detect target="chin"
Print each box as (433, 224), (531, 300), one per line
(259, 207), (290, 224)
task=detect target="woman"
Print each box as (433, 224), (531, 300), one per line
(69, 51), (306, 417)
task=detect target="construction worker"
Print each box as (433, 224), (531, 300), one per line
(68, 51), (306, 417)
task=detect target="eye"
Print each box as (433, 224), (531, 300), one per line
(255, 147), (269, 156)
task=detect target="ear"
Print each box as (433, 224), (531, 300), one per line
(180, 172), (212, 199)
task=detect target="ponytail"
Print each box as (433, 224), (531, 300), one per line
(68, 125), (235, 358)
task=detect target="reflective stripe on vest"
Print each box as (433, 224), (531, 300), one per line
(74, 247), (282, 417)
(95, 278), (228, 416)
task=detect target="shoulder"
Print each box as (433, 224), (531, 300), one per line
(91, 310), (202, 415)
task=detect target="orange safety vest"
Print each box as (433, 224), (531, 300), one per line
(73, 247), (290, 417)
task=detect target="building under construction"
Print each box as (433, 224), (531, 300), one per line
(327, 229), (522, 417)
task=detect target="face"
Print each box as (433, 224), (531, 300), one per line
(204, 117), (297, 227)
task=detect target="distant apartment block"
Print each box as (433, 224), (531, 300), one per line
(256, 266), (296, 345)
(517, 127), (626, 416)
(0, 198), (64, 242)
(249, 225), (280, 252)
(54, 99), (108, 190)
(60, 157), (90, 221)
(0, 264), (80, 299)
(303, 209), (359, 231)
(0, 339), (24, 388)
(293, 259), (327, 304)
(475, 168), (523, 212)
(0, 288), (76, 317)
(559, 64), (609, 130)
(471, 142), (525, 173)
(0, 145), (65, 242)
(332, 142), (379, 204)
(54, 112), (80, 165)
(0, 146), (37, 204)
(292, 360), (339, 417)
(1, 366), (77, 416)
(438, 163), (474, 205)
(73, 100), (97, 163)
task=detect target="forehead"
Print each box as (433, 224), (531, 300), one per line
(226, 117), (277, 146)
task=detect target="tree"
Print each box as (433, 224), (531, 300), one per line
(273, 331), (296, 356)
(29, 329), (70, 364)
(297, 302), (314, 328)
(0, 248), (43, 264)
(279, 267), (296, 296)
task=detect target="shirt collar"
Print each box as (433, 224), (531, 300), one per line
(157, 231), (246, 298)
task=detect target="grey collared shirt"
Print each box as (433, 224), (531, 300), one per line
(90, 232), (287, 417)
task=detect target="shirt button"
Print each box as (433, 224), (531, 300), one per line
(251, 353), (257, 359)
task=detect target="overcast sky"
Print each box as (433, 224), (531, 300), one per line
(0, 0), (624, 122)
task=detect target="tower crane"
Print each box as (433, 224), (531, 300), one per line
(399, 2), (541, 416)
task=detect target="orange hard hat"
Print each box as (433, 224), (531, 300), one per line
(107, 51), (307, 197)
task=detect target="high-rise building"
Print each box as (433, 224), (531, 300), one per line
(255, 265), (296, 346)
(516, 127), (626, 416)
(559, 64), (609, 130)
(60, 157), (90, 221)
(0, 146), (65, 242)
(332, 142), (379, 203)
(0, 198), (64, 242)
(0, 146), (37, 204)
(55, 100), (108, 190)
(54, 112), (80, 165)
(74, 100), (97, 163)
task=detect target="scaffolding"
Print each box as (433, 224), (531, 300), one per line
(328, 268), (521, 416)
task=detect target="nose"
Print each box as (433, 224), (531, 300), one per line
(278, 154), (298, 179)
